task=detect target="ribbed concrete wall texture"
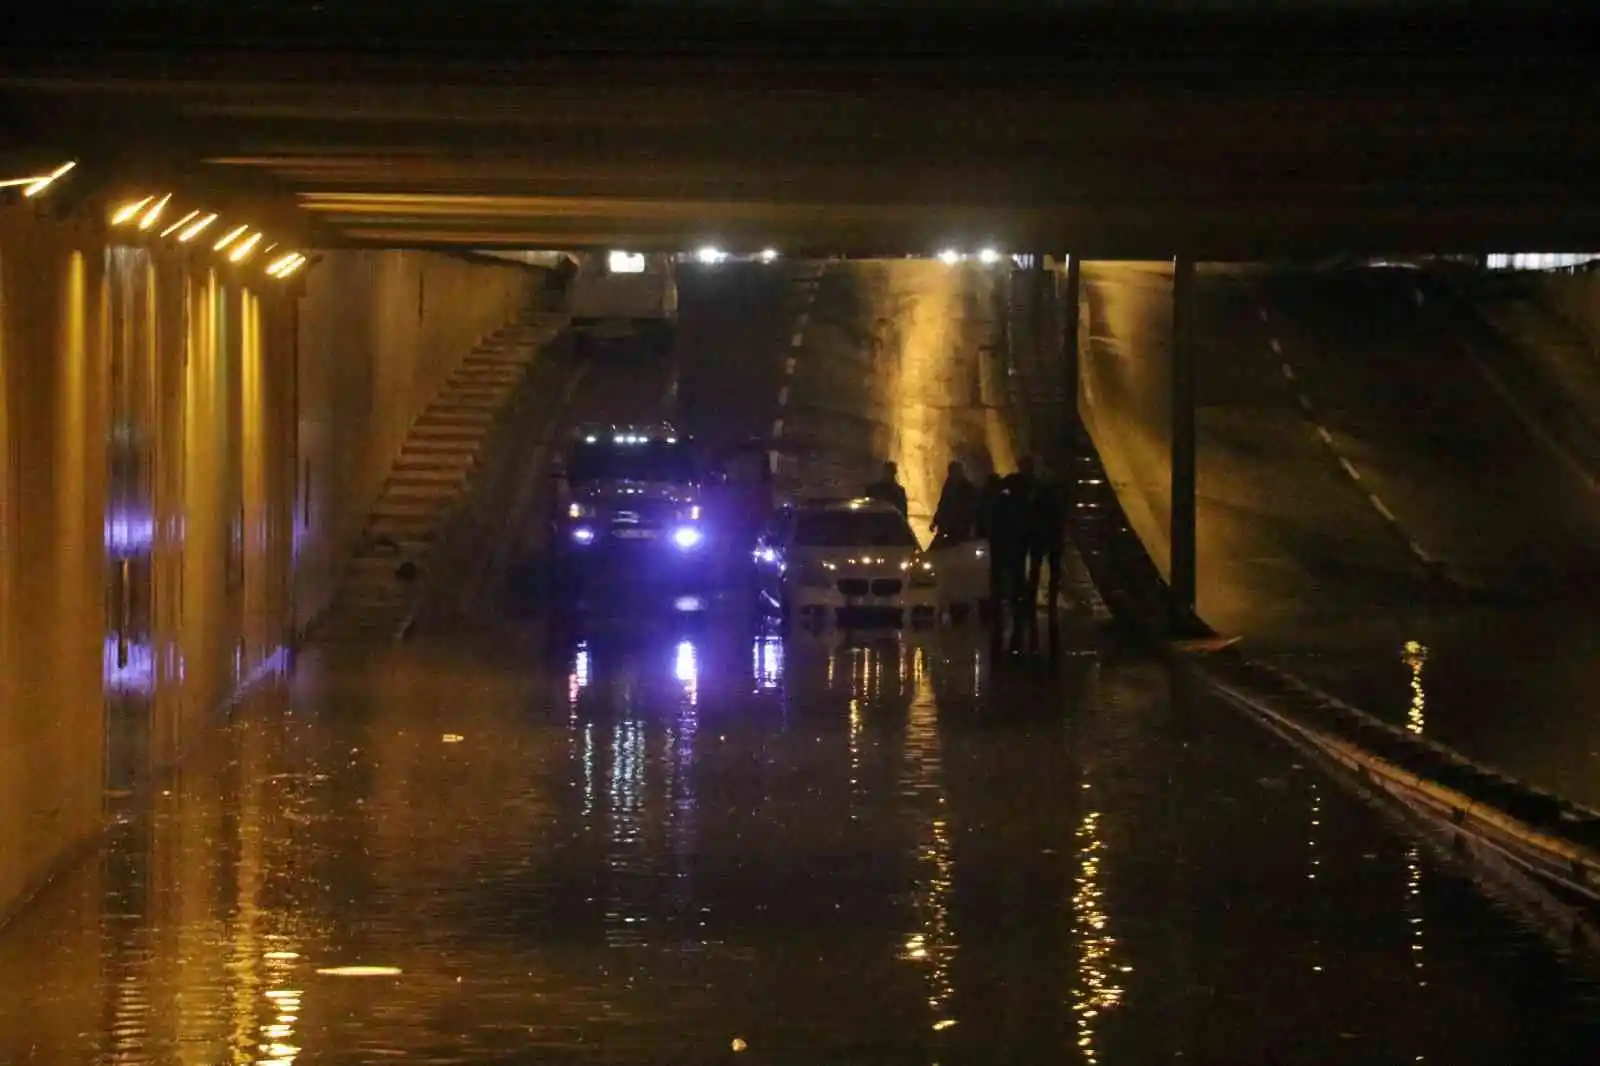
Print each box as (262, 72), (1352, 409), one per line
(0, 206), (539, 920)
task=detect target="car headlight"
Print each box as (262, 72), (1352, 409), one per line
(800, 561), (833, 588)
(905, 559), (938, 587)
(568, 502), (591, 519)
(670, 526), (704, 550)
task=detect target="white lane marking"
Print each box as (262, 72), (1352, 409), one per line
(771, 418), (785, 438)
(1338, 456), (1361, 481)
(1259, 308), (1270, 322)
(777, 384), (790, 406)
(1369, 494), (1396, 522)
(1315, 425), (1333, 445)
(796, 312), (810, 330)
(1297, 393), (1313, 412)
(1281, 363), (1295, 381)
(784, 356), (797, 374)
(1408, 542), (1435, 565)
(791, 332), (805, 347)
(1269, 338), (1283, 355)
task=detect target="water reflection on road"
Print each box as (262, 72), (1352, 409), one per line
(1, 613), (1598, 1064)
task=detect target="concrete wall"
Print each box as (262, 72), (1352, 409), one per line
(1537, 272), (1600, 349)
(0, 208), (301, 919)
(1, 206), (537, 920)
(291, 251), (535, 632)
(0, 213), (110, 924)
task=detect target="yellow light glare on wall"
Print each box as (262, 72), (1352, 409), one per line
(23, 160), (76, 197)
(111, 196), (154, 225)
(137, 193), (172, 230)
(228, 232), (264, 263)
(179, 213), (218, 242)
(159, 209), (199, 238)
(213, 224), (248, 252)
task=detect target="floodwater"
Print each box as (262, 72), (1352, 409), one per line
(1, 610), (1597, 1065)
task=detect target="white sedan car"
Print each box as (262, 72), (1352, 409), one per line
(755, 498), (939, 626)
(925, 536), (991, 619)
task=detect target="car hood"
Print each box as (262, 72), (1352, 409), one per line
(575, 480), (699, 504)
(790, 545), (923, 573)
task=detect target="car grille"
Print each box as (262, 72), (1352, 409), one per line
(836, 578), (905, 597)
(609, 499), (678, 528)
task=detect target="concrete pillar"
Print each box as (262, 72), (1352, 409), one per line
(1062, 254), (1082, 435)
(0, 214), (109, 915)
(1170, 255), (1198, 626)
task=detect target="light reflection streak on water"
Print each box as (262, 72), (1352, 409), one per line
(226, 731), (266, 1066)
(672, 641), (700, 929)
(753, 634), (783, 692)
(605, 692), (648, 946)
(1402, 640), (1427, 736)
(1407, 844), (1427, 993)
(1072, 794), (1125, 1064)
(1308, 782), (1324, 976)
(258, 963), (303, 1066)
(901, 645), (956, 1030)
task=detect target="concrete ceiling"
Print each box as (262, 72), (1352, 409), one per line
(3, 14), (1598, 258)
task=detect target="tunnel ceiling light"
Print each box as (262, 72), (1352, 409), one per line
(607, 250), (644, 274)
(760, 247), (780, 263)
(137, 193), (172, 231)
(213, 223), (248, 252)
(938, 249), (962, 265)
(111, 196), (154, 225)
(228, 232), (264, 263)
(159, 209), (200, 238)
(696, 245), (726, 265)
(266, 251), (307, 278)
(21, 160), (76, 198)
(978, 247), (1001, 265)
(179, 212), (218, 242)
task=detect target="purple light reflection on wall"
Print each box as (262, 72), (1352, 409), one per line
(103, 636), (156, 695)
(105, 510), (156, 557)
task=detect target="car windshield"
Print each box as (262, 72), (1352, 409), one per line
(793, 509), (918, 548)
(568, 442), (698, 483)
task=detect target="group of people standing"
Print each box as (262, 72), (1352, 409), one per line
(865, 457), (1071, 648)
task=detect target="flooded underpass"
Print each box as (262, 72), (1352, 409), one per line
(1, 614), (1597, 1064)
(3, 260), (1599, 1064)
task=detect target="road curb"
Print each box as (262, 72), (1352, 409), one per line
(1180, 646), (1600, 921)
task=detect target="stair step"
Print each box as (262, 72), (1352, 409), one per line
(388, 467), (469, 486)
(430, 396), (505, 411)
(409, 425), (490, 442)
(417, 408), (497, 425)
(394, 455), (475, 474)
(400, 437), (477, 455)
(372, 497), (450, 515)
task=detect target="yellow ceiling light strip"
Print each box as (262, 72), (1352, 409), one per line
(99, 190), (307, 281)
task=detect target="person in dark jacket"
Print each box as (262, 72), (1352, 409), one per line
(864, 460), (909, 516)
(930, 460), (980, 548)
(1023, 464), (1069, 613)
(987, 470), (1034, 653)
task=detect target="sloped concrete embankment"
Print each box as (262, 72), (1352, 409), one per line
(998, 265), (1600, 931)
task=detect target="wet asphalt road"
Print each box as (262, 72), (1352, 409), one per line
(2, 262), (1599, 1064)
(1079, 262), (1600, 808)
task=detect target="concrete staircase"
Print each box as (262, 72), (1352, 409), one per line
(313, 315), (558, 643)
